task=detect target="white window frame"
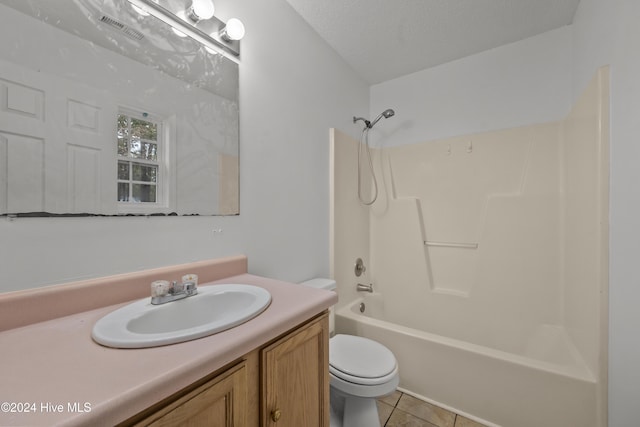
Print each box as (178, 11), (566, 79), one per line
(116, 107), (175, 214)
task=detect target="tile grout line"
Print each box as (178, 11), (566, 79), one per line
(384, 391), (402, 426)
(379, 390), (488, 427)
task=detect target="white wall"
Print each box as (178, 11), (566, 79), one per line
(572, 0), (640, 425)
(369, 26), (573, 147)
(0, 0), (369, 292)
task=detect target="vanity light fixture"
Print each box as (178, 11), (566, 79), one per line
(126, 0), (244, 58)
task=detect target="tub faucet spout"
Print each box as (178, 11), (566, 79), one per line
(357, 283), (373, 293)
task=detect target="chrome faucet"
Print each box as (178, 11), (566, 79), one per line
(151, 280), (198, 305)
(357, 283), (373, 293)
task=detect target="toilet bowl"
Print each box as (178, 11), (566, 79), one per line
(329, 334), (399, 427)
(301, 279), (399, 427)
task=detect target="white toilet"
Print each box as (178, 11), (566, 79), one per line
(301, 279), (399, 427)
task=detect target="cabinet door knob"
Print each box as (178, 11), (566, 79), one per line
(271, 408), (281, 422)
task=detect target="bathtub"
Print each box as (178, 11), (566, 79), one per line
(335, 294), (599, 427)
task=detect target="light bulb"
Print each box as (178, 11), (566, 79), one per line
(188, 0), (215, 22)
(220, 18), (245, 41)
(132, 5), (149, 16)
(172, 27), (187, 37)
(172, 10), (188, 37)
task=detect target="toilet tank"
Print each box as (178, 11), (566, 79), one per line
(300, 278), (337, 335)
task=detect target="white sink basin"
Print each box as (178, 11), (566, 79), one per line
(92, 284), (271, 348)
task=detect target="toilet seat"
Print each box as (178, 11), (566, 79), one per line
(330, 363), (399, 386)
(329, 334), (398, 386)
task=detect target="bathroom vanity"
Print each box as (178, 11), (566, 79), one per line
(0, 256), (336, 426)
(124, 313), (329, 426)
(120, 313), (329, 427)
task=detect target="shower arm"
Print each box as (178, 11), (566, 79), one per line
(353, 116), (371, 128)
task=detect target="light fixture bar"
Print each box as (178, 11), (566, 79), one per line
(127, 0), (240, 57)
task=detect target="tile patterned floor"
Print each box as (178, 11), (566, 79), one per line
(377, 391), (488, 427)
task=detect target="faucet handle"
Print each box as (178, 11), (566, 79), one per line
(151, 280), (170, 297)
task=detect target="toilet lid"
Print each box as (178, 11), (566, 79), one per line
(329, 334), (397, 381)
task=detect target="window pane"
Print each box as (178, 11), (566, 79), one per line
(132, 183), (156, 202)
(117, 115), (129, 137)
(129, 136), (141, 158)
(129, 140), (157, 160)
(117, 161), (129, 180)
(132, 163), (157, 182)
(130, 118), (157, 141)
(118, 183), (129, 202)
(116, 112), (161, 207)
(142, 142), (157, 160)
(117, 138), (128, 157)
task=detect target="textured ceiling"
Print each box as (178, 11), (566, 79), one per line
(285, 0), (581, 84)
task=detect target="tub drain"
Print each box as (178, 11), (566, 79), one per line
(359, 302), (365, 313)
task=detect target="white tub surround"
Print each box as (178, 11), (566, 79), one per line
(330, 67), (609, 427)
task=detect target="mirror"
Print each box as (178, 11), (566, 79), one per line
(0, 0), (239, 216)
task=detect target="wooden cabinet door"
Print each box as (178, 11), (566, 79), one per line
(136, 361), (247, 427)
(261, 313), (329, 427)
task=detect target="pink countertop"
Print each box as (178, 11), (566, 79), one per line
(0, 268), (337, 426)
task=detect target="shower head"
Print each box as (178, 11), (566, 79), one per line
(382, 109), (395, 118)
(368, 109), (395, 129)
